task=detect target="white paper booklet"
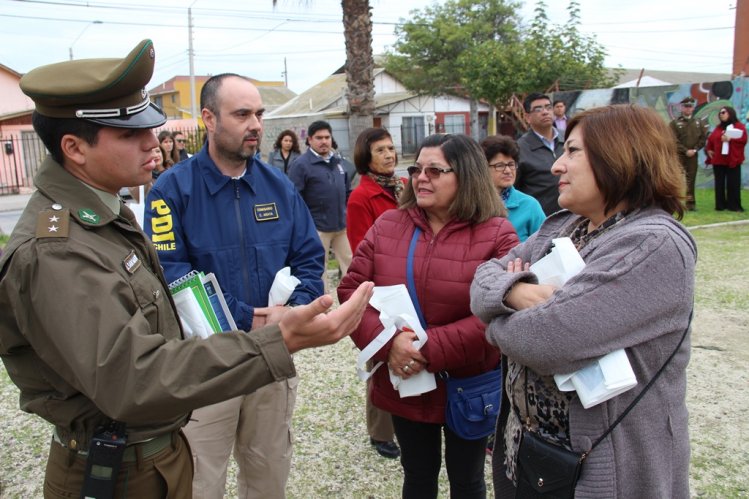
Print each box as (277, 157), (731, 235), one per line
(554, 349), (637, 409)
(356, 285), (437, 398)
(530, 238), (638, 408)
(722, 124), (745, 155)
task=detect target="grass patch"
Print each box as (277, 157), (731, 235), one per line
(682, 188), (749, 227)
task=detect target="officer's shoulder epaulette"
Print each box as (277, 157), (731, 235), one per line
(35, 204), (70, 239)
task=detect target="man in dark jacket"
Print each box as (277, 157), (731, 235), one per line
(289, 120), (352, 291)
(516, 93), (564, 215)
(146, 73), (325, 499)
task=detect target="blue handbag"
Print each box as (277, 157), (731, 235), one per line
(443, 367), (502, 440)
(406, 227), (501, 440)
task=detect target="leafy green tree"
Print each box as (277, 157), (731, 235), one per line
(386, 0), (619, 111)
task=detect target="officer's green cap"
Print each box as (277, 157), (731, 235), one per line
(19, 39), (166, 129)
(680, 97), (696, 106)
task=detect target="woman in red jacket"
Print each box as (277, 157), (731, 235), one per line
(346, 127), (406, 460)
(339, 133), (519, 498)
(347, 127), (404, 252)
(705, 105), (747, 212)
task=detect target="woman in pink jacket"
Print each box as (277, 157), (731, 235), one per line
(705, 105), (747, 212)
(339, 133), (518, 498)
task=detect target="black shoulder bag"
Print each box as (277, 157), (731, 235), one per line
(514, 311), (692, 499)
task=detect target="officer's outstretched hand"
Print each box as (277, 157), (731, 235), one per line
(279, 281), (374, 354)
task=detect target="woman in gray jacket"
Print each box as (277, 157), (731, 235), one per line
(471, 105), (695, 498)
(267, 129), (301, 174)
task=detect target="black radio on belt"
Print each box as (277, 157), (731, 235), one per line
(80, 421), (127, 499)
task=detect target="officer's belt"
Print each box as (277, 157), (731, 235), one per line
(53, 429), (174, 462)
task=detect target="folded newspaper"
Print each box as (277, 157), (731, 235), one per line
(530, 237), (638, 409)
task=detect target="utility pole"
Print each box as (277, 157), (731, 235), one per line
(188, 8), (197, 120)
(282, 57), (288, 87)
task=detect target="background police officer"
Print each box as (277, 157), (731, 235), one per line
(0, 40), (372, 498)
(670, 96), (709, 211)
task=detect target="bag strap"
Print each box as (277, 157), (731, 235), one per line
(406, 227), (427, 330)
(523, 308), (693, 457)
(587, 308), (693, 453)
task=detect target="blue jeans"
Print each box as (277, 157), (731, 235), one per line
(392, 415), (487, 499)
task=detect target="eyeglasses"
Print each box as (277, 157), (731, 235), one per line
(489, 161), (516, 172)
(530, 104), (553, 114)
(175, 139), (186, 143)
(407, 165), (454, 179)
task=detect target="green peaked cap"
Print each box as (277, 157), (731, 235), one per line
(20, 39), (166, 129)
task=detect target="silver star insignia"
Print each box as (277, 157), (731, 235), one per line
(48, 225), (58, 232)
(49, 215), (60, 222)
(81, 212), (97, 221)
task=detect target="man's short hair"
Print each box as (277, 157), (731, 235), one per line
(307, 120), (332, 138)
(32, 111), (102, 165)
(553, 99), (565, 107)
(200, 73), (251, 115)
(524, 93), (551, 113)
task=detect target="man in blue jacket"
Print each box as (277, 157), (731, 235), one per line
(289, 120), (352, 291)
(145, 73), (324, 499)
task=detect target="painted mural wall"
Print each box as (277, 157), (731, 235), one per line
(553, 76), (749, 186)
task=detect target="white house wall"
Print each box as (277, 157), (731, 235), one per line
(433, 95), (491, 113)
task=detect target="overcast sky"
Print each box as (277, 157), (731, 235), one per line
(0, 0), (737, 94)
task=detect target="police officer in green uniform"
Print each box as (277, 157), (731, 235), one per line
(669, 96), (709, 210)
(0, 40), (373, 499)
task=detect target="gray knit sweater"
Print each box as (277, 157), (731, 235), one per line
(471, 207), (695, 498)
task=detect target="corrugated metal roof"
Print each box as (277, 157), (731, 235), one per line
(610, 68), (732, 86)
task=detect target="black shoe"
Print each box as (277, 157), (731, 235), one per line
(370, 438), (400, 459)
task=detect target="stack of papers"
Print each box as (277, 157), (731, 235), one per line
(530, 237), (638, 408)
(169, 271), (236, 339)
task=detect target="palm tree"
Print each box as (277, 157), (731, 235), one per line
(273, 0), (375, 147)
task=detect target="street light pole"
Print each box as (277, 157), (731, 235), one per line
(69, 20), (103, 60)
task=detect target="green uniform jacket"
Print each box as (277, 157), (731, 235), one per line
(0, 156), (295, 449)
(669, 115), (709, 164)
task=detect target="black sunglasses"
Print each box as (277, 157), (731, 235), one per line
(406, 165), (454, 179)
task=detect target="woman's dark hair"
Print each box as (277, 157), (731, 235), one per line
(32, 112), (102, 165)
(273, 130), (301, 153)
(353, 127), (395, 174)
(158, 130), (179, 166)
(565, 104), (685, 219)
(400, 134), (505, 223)
(479, 135), (519, 164)
(718, 106), (739, 130)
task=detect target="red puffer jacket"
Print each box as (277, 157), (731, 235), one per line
(338, 207), (519, 423)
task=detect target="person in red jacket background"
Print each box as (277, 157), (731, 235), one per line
(346, 127), (406, 460)
(339, 133), (519, 498)
(705, 105), (747, 212)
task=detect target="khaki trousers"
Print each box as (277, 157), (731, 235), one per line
(44, 431), (193, 499)
(317, 229), (352, 292)
(365, 361), (395, 442)
(184, 378), (298, 499)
